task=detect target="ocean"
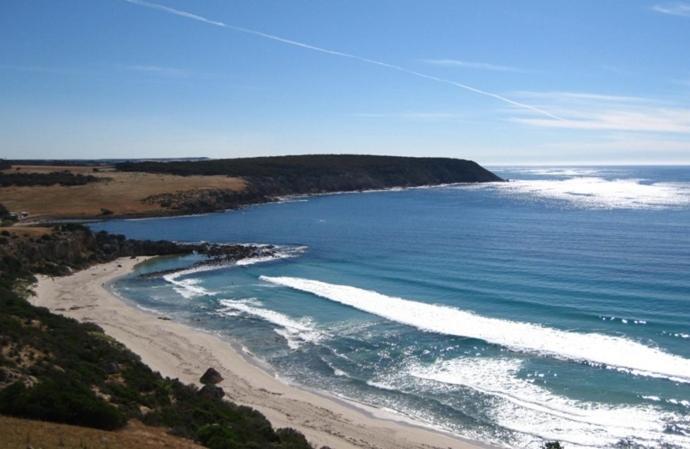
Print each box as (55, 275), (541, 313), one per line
(91, 166), (690, 449)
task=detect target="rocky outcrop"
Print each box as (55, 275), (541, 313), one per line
(200, 367), (223, 385)
(0, 225), (270, 281)
(199, 367), (225, 400)
(199, 384), (225, 400)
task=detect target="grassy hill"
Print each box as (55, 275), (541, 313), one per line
(115, 154), (502, 215)
(0, 155), (501, 220)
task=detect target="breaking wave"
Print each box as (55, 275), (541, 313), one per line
(162, 245), (306, 298)
(410, 357), (690, 449)
(260, 276), (690, 383)
(218, 299), (322, 349)
(162, 264), (220, 299)
(236, 245), (307, 266)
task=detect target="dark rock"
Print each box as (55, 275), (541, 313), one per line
(199, 384), (225, 400)
(200, 367), (223, 385)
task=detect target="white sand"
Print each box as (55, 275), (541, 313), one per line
(32, 257), (489, 449)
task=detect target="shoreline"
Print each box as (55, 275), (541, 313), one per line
(31, 257), (492, 449)
(20, 179), (505, 225)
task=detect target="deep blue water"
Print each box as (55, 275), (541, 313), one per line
(92, 166), (690, 449)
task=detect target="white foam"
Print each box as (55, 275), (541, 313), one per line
(601, 316), (647, 325)
(236, 245), (307, 266)
(163, 264), (220, 298)
(161, 245), (305, 297)
(218, 299), (322, 349)
(662, 330), (690, 339)
(319, 357), (352, 378)
(410, 357), (690, 449)
(463, 177), (690, 209)
(333, 367), (349, 377)
(366, 379), (398, 391)
(260, 276), (690, 383)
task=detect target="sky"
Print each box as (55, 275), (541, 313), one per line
(1, 0), (690, 164)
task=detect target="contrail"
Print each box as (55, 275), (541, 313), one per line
(122, 0), (562, 121)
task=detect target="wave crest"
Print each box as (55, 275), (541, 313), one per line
(260, 276), (690, 383)
(218, 299), (322, 349)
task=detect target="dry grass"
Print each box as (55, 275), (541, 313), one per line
(0, 415), (205, 449)
(0, 165), (246, 220)
(0, 226), (53, 237)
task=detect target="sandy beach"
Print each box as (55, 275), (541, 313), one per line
(31, 257), (487, 449)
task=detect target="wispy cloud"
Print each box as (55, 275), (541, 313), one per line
(120, 0), (561, 120)
(422, 59), (526, 73)
(513, 91), (650, 104)
(509, 91), (690, 134)
(119, 64), (195, 78)
(652, 2), (690, 17)
(352, 112), (465, 121)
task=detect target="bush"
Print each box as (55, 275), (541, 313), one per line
(275, 428), (312, 449)
(198, 424), (241, 449)
(0, 378), (126, 430)
(0, 229), (315, 449)
(0, 171), (100, 187)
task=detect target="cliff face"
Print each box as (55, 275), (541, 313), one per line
(119, 155), (503, 214)
(117, 155), (503, 187)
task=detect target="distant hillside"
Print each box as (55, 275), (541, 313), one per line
(114, 155), (502, 214)
(116, 155), (503, 192)
(0, 156), (501, 220)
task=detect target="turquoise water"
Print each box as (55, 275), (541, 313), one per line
(92, 166), (690, 449)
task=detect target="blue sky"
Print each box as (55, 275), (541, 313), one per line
(1, 0), (690, 164)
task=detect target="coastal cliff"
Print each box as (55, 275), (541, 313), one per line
(117, 155), (503, 214)
(1, 155), (502, 220)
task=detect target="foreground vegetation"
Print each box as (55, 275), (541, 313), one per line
(0, 226), (315, 449)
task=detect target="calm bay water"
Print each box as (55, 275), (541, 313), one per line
(92, 166), (690, 449)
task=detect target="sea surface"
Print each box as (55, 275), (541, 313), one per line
(92, 166), (690, 449)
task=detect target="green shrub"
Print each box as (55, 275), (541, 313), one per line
(0, 230), (315, 449)
(275, 428), (312, 449)
(0, 377), (126, 430)
(198, 424), (241, 449)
